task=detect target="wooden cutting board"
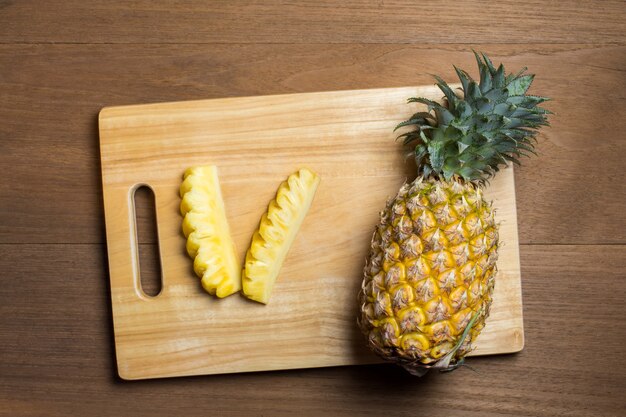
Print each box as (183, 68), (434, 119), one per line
(99, 86), (524, 380)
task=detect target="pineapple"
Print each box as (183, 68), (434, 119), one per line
(180, 166), (241, 298)
(358, 52), (550, 375)
(243, 168), (320, 304)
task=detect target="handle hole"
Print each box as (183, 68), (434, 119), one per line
(134, 185), (162, 297)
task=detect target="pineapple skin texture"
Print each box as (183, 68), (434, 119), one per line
(180, 166), (241, 298)
(358, 177), (498, 370)
(243, 168), (320, 304)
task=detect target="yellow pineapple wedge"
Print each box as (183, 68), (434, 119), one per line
(179, 166), (241, 298)
(242, 168), (320, 304)
(358, 53), (550, 375)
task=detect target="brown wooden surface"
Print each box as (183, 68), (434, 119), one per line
(1, 1), (625, 415)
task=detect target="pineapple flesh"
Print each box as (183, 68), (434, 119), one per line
(243, 168), (320, 304)
(180, 166), (241, 298)
(359, 52), (550, 374)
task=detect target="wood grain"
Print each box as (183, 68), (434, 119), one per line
(1, 0), (625, 44)
(2, 1), (625, 414)
(99, 87), (523, 379)
(1, 244), (624, 416)
(2, 44), (625, 245)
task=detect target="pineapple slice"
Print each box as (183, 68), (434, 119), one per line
(243, 168), (320, 304)
(179, 166), (241, 298)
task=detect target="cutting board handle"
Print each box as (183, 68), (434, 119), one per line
(104, 182), (163, 301)
(130, 183), (164, 298)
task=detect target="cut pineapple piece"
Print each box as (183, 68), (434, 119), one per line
(179, 166), (241, 298)
(242, 168), (320, 304)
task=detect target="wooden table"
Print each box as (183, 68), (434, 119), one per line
(1, 2), (625, 416)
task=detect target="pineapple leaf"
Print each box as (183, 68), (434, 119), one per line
(478, 63), (492, 93)
(435, 106), (455, 126)
(503, 154), (522, 165)
(407, 97), (438, 110)
(398, 132), (416, 144)
(422, 163), (433, 178)
(414, 144), (428, 165)
(454, 65), (472, 93)
(507, 74), (534, 96)
(455, 101), (473, 119)
(493, 64), (506, 88)
(412, 111), (436, 120)
(428, 141), (446, 172)
(506, 66), (527, 84)
(481, 52), (497, 74)
(434, 75), (459, 111)
(394, 118), (426, 131)
(457, 142), (469, 154)
(398, 52), (550, 182)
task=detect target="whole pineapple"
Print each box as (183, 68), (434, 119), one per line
(358, 52), (550, 375)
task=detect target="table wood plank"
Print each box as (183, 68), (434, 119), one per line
(1, 244), (624, 416)
(2, 2), (625, 413)
(1, 44), (624, 245)
(1, 0), (625, 44)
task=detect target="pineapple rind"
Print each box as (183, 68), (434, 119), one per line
(242, 168), (320, 304)
(358, 177), (497, 370)
(179, 166), (241, 298)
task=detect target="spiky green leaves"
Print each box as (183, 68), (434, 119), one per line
(397, 52), (551, 183)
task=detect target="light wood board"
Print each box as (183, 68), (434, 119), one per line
(99, 86), (524, 380)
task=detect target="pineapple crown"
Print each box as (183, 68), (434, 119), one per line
(396, 52), (551, 183)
